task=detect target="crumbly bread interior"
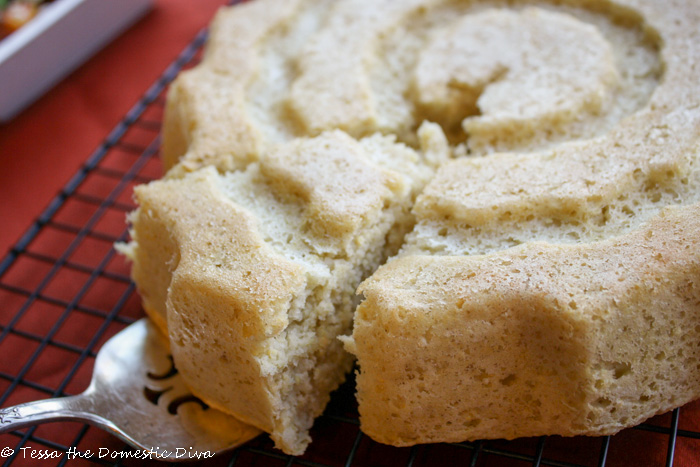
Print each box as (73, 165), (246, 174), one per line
(124, 131), (434, 454)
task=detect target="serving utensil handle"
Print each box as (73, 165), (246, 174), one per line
(0, 395), (108, 433)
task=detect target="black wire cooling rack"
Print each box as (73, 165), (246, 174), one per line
(2, 5), (700, 467)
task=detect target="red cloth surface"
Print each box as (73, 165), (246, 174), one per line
(0, 1), (700, 466)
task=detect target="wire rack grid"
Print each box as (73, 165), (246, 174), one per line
(2, 4), (700, 467)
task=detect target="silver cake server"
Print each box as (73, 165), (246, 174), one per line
(0, 319), (261, 461)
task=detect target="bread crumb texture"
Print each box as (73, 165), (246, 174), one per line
(122, 0), (700, 454)
(128, 132), (431, 454)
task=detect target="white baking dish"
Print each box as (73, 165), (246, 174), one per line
(0, 0), (153, 122)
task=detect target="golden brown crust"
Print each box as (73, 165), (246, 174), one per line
(355, 206), (700, 444)
(130, 167), (304, 433)
(161, 0), (305, 174)
(133, 168), (303, 335)
(414, 110), (700, 227)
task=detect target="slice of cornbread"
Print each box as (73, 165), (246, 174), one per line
(122, 131), (434, 454)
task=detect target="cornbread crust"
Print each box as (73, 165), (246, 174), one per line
(161, 0), (305, 173)
(345, 0), (700, 447)
(126, 168), (304, 430)
(351, 206), (700, 445)
(124, 131), (433, 454)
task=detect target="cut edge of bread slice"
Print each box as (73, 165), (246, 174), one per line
(121, 130), (437, 454)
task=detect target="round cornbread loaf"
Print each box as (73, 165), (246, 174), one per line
(129, 0), (700, 454)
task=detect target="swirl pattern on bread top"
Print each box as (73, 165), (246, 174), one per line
(123, 0), (700, 453)
(344, 0), (700, 446)
(163, 0), (662, 173)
